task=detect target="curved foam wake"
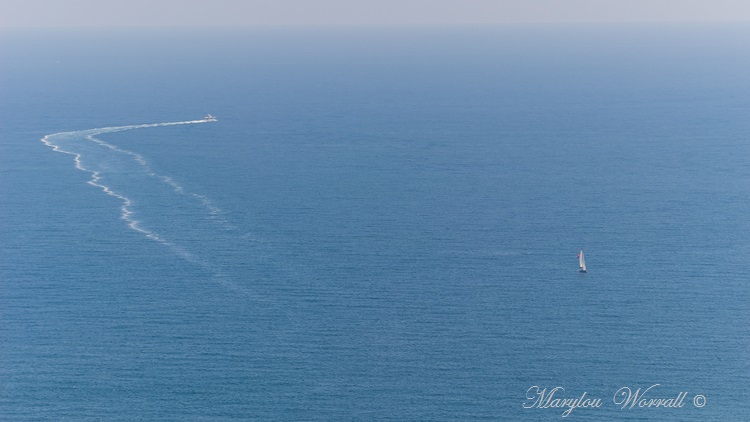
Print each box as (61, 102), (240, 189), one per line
(40, 118), (258, 296)
(41, 119), (217, 242)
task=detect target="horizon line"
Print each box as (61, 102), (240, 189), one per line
(2, 20), (750, 30)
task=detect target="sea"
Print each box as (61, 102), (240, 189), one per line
(1, 24), (749, 420)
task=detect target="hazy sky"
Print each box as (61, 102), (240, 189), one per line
(2, 0), (750, 28)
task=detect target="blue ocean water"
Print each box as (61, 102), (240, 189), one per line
(1, 25), (750, 420)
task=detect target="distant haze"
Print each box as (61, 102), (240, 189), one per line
(2, 0), (750, 28)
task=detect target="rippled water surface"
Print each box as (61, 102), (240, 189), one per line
(1, 26), (750, 420)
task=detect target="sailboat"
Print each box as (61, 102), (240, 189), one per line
(578, 249), (587, 273)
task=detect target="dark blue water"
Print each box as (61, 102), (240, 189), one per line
(2, 25), (750, 420)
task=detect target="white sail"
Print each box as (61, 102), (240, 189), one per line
(578, 249), (587, 272)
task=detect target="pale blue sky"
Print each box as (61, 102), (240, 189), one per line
(2, 0), (750, 28)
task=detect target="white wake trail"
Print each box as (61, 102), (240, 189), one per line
(40, 117), (224, 264)
(41, 117), (277, 300)
(82, 126), (232, 228)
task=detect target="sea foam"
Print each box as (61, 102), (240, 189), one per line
(40, 118), (228, 267)
(41, 117), (292, 299)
